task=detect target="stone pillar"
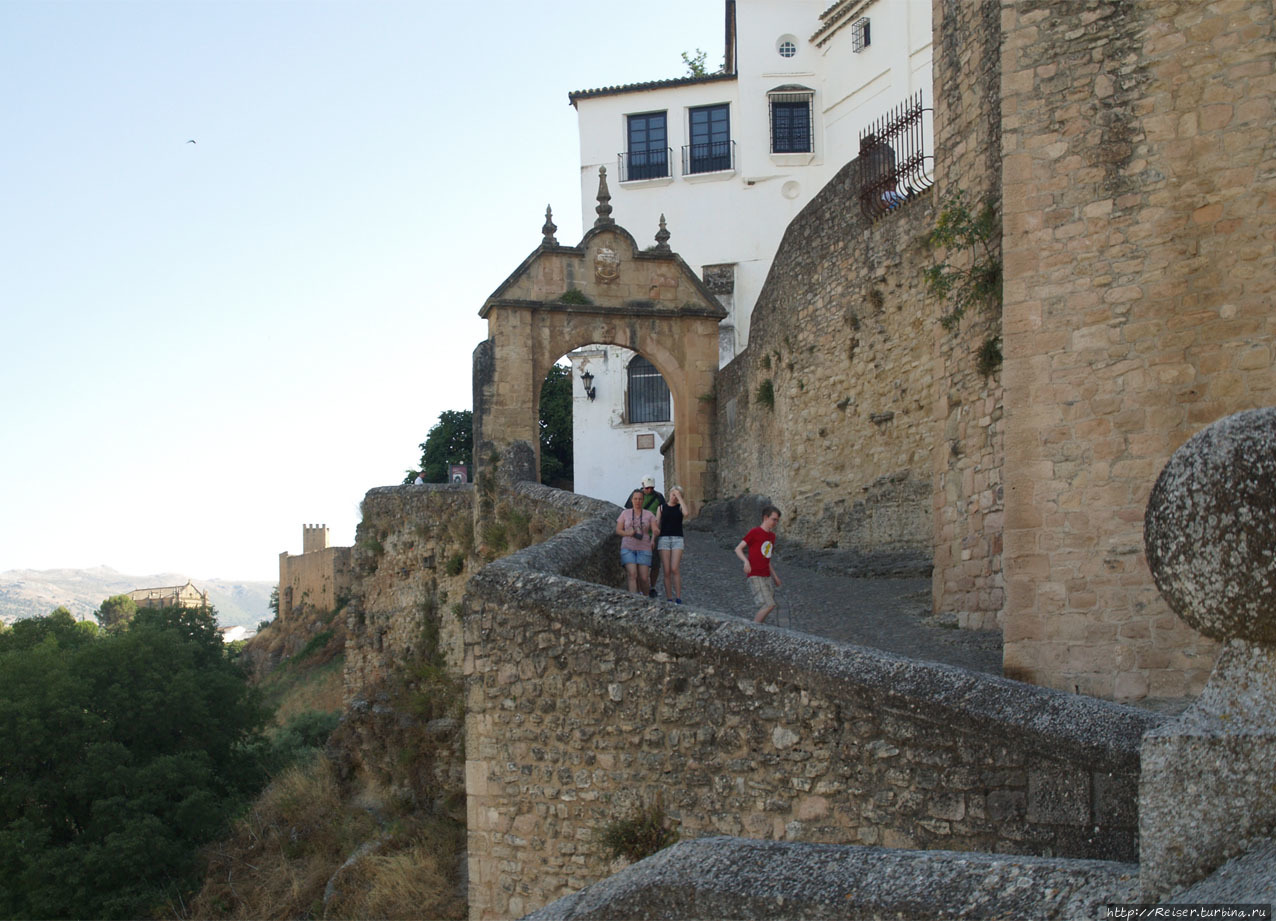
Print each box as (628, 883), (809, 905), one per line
(1139, 407), (1276, 899)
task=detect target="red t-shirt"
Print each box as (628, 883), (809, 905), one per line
(742, 526), (776, 578)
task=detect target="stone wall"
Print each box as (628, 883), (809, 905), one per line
(337, 481), (616, 817)
(344, 484), (476, 699)
(930, 0), (1006, 630)
(712, 162), (939, 574)
(999, 0), (1276, 699)
(711, 0), (1007, 616)
(463, 510), (1158, 920)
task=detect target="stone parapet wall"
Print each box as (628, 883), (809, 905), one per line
(523, 837), (1139, 921)
(999, 0), (1275, 699)
(463, 512), (1158, 919)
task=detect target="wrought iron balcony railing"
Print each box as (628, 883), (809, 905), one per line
(618, 148), (671, 182)
(682, 139), (735, 175)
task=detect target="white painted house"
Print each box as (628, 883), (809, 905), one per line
(566, 0), (933, 504)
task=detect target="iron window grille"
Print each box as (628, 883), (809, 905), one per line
(858, 90), (934, 222)
(626, 355), (671, 423)
(852, 17), (871, 52)
(769, 91), (814, 153)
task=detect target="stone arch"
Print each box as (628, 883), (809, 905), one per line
(473, 174), (726, 512)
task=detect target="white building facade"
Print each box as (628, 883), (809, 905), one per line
(566, 0), (933, 504)
(569, 346), (675, 506)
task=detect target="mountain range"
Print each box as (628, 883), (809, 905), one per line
(0, 566), (274, 629)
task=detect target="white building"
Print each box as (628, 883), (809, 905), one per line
(566, 0), (933, 504)
(569, 346), (674, 507)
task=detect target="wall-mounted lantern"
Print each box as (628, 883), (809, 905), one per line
(580, 369), (596, 401)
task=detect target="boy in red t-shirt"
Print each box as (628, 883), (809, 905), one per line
(734, 506), (782, 623)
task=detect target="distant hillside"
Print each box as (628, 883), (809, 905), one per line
(0, 567), (274, 629)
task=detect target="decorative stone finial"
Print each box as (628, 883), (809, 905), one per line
(1144, 407), (1276, 644)
(653, 214), (671, 252)
(542, 204), (558, 246)
(594, 166), (614, 227)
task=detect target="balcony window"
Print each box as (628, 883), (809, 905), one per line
(623, 111), (670, 181)
(685, 103), (732, 174)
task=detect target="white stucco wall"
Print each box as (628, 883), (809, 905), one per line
(570, 347), (672, 505)
(572, 0), (931, 359)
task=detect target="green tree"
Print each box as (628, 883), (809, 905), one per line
(681, 48), (708, 76)
(95, 593), (138, 632)
(0, 606), (268, 919)
(405, 409), (473, 484)
(539, 362), (574, 486)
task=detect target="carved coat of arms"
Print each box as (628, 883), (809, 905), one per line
(594, 247), (620, 284)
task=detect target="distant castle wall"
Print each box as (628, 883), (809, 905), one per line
(278, 523), (352, 620)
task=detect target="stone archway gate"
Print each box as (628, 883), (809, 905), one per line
(473, 173), (726, 510)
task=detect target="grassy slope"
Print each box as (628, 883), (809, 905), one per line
(180, 605), (465, 921)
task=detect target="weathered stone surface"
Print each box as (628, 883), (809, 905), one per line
(1169, 837), (1276, 906)
(1000, 0), (1274, 700)
(465, 502), (1158, 918)
(1144, 407), (1276, 644)
(1139, 641), (1276, 899)
(521, 837), (1140, 921)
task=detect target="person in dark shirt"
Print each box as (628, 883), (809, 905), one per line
(656, 485), (695, 604)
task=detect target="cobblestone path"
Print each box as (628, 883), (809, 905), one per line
(648, 529), (1003, 676)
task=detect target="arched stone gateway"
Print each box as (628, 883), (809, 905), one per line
(473, 169), (726, 516)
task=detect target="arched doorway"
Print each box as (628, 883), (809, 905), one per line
(473, 171), (725, 512)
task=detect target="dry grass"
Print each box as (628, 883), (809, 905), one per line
(182, 757), (464, 921)
(271, 662), (344, 727)
(324, 838), (464, 921)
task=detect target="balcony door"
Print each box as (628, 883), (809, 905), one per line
(688, 104), (730, 173)
(626, 112), (668, 180)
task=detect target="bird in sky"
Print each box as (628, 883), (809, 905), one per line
(186, 139), (196, 144)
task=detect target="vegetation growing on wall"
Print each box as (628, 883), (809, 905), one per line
(557, 287), (592, 305)
(597, 796), (679, 864)
(924, 192), (1003, 374)
(755, 378), (775, 409)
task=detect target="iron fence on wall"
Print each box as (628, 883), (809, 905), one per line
(858, 91), (934, 222)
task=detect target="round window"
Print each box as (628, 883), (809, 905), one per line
(778, 39), (797, 58)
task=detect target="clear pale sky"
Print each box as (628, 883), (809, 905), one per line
(0, 0), (725, 582)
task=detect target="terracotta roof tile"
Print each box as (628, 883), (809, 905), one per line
(568, 71), (737, 105)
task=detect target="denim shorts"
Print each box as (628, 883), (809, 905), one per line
(657, 536), (685, 551)
(620, 548), (652, 567)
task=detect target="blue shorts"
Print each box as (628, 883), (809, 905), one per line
(621, 548), (652, 567)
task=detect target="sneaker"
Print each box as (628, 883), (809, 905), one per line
(648, 588), (658, 598)
(675, 598), (682, 605)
